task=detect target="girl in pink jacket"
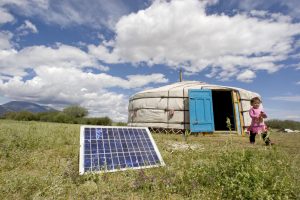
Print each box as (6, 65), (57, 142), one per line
(248, 97), (272, 145)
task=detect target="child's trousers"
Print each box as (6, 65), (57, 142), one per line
(249, 131), (256, 143)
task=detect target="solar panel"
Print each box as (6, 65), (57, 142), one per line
(79, 126), (165, 174)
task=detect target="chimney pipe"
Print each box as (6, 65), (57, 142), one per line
(180, 68), (183, 82)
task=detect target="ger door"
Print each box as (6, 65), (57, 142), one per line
(189, 89), (215, 133)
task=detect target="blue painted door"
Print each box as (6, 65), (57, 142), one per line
(189, 89), (215, 132)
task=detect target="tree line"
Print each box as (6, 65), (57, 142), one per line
(266, 119), (300, 130)
(1, 105), (113, 125)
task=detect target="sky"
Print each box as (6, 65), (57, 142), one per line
(0, 0), (299, 122)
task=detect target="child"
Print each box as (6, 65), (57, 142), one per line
(248, 97), (272, 145)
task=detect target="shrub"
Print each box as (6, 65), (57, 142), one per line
(3, 112), (17, 120)
(266, 119), (300, 130)
(5, 111), (36, 121)
(53, 112), (74, 123)
(36, 111), (60, 122)
(81, 117), (112, 126)
(63, 105), (88, 118)
(2, 108), (113, 126)
(114, 122), (127, 126)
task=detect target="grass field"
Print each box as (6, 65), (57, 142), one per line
(0, 120), (299, 199)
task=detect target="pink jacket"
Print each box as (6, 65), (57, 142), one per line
(248, 107), (267, 134)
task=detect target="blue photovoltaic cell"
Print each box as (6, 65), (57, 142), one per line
(80, 126), (164, 174)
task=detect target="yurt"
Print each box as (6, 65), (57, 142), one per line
(128, 81), (261, 135)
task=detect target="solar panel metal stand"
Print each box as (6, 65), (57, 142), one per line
(149, 127), (185, 134)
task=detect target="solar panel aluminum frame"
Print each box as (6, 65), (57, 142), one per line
(79, 125), (165, 175)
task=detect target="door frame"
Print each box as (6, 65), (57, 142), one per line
(188, 89), (243, 134)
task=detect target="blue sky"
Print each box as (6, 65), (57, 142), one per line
(0, 0), (299, 121)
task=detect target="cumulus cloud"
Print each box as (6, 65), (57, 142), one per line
(0, 41), (169, 120)
(0, 31), (13, 50)
(1, 0), (135, 29)
(16, 20), (38, 35)
(270, 95), (300, 102)
(89, 0), (300, 82)
(126, 74), (168, 88)
(0, 22), (171, 120)
(0, 44), (105, 77)
(236, 70), (256, 82)
(0, 7), (14, 24)
(1, 0), (299, 120)
(233, 0), (300, 20)
(265, 107), (300, 121)
(0, 79), (128, 121)
(0, 66), (168, 121)
(88, 44), (120, 63)
(3, 0), (299, 83)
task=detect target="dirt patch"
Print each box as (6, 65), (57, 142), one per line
(167, 141), (204, 151)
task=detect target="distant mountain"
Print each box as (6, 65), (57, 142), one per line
(0, 105), (11, 116)
(0, 101), (57, 116)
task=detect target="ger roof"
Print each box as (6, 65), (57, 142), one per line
(130, 81), (259, 100)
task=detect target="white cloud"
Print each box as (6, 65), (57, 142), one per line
(236, 0), (300, 20)
(1, 0), (131, 29)
(0, 43), (168, 85)
(1, 0), (299, 121)
(16, 20), (38, 35)
(0, 39), (169, 120)
(0, 31), (13, 50)
(0, 39), (169, 121)
(0, 44), (105, 77)
(249, 10), (268, 18)
(0, 67), (168, 121)
(0, 7), (14, 24)
(285, 115), (300, 120)
(265, 107), (300, 121)
(236, 70), (256, 82)
(297, 81), (300, 85)
(0, 0), (29, 7)
(90, 0), (300, 82)
(0, 76), (128, 121)
(126, 73), (168, 88)
(88, 44), (120, 63)
(270, 95), (300, 102)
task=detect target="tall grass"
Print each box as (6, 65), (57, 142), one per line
(0, 120), (299, 199)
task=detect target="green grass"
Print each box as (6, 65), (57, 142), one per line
(0, 120), (299, 199)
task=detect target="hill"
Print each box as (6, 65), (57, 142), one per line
(0, 105), (11, 116)
(0, 101), (57, 116)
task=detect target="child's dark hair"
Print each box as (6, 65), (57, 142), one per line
(250, 97), (262, 104)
